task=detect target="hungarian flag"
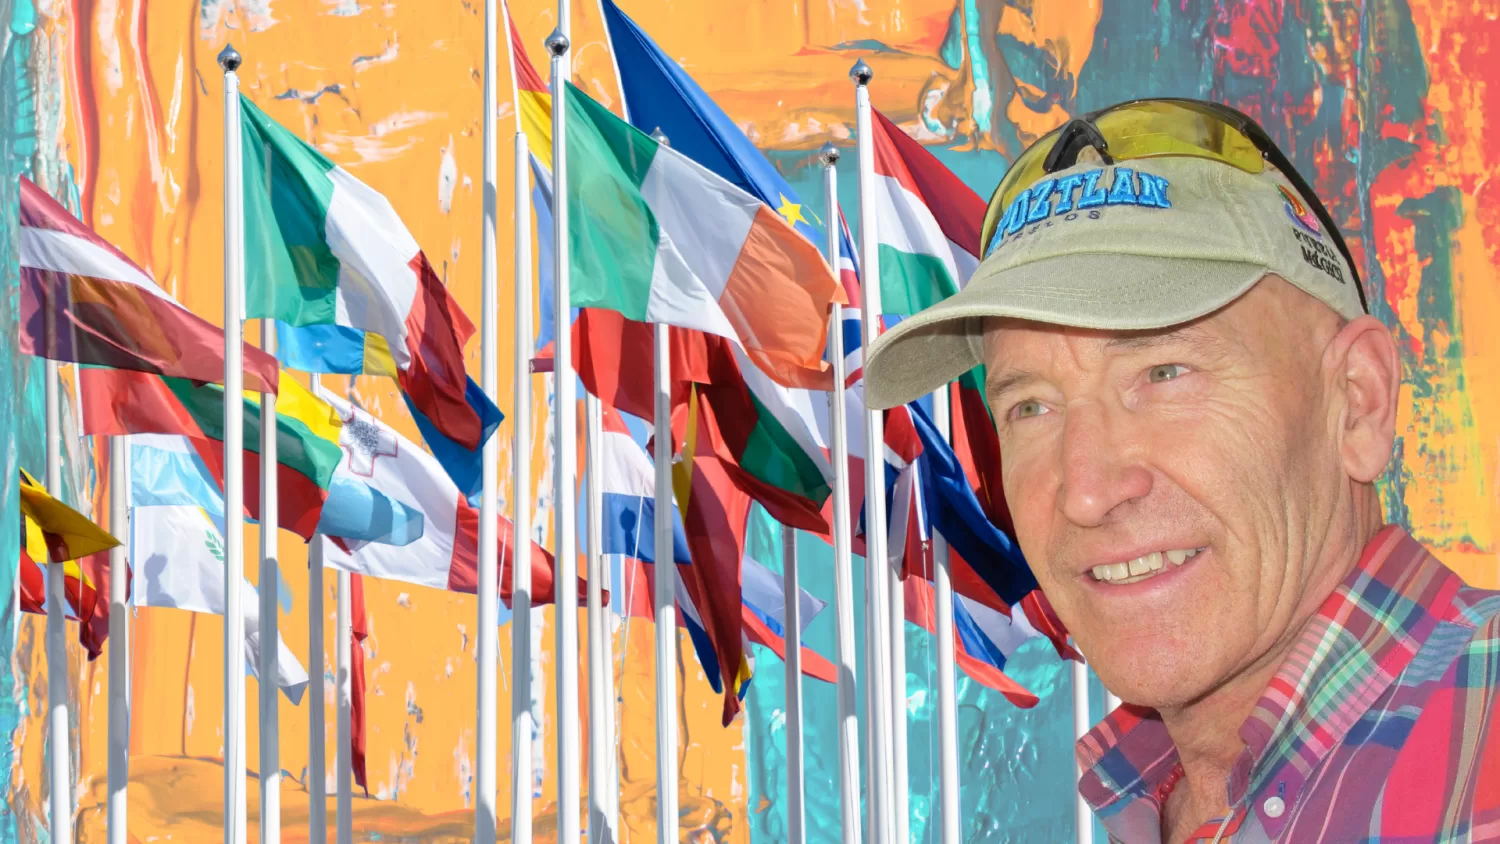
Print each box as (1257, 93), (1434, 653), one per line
(18, 177), (279, 393)
(239, 96), (484, 450)
(562, 82), (842, 391)
(870, 107), (1010, 531)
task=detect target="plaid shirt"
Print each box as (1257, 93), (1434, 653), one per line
(1076, 526), (1500, 843)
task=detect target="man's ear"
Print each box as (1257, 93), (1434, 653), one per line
(1328, 316), (1402, 483)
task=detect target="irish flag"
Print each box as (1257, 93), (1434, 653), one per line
(239, 96), (484, 450)
(564, 83), (842, 391)
(871, 108), (984, 316)
(18, 177), (279, 393)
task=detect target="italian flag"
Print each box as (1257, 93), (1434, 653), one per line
(564, 83), (843, 391)
(239, 96), (485, 450)
(871, 108), (985, 315)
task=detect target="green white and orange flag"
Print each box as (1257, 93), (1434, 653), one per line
(563, 83), (843, 390)
(871, 107), (985, 315)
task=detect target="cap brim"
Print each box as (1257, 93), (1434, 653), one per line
(863, 252), (1269, 410)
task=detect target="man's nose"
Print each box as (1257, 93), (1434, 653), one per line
(1057, 402), (1152, 527)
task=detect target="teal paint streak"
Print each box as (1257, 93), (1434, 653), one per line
(1355, 0), (1430, 525)
(0, 14), (32, 840)
(1395, 188), (1484, 547)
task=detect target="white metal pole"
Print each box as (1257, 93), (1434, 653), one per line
(592, 18), (626, 838)
(818, 143), (862, 844)
(1073, 660), (1093, 844)
(890, 542), (907, 844)
(477, 0), (501, 839)
(783, 526), (806, 844)
(930, 387), (959, 844)
(545, 15), (581, 842)
(852, 57), (893, 844)
(307, 378), (327, 844)
(335, 570), (352, 844)
(259, 322), (281, 844)
(107, 435), (131, 844)
(510, 128), (536, 844)
(307, 556), (326, 842)
(43, 358), (71, 842)
(651, 321), (677, 843)
(586, 394), (614, 844)
(219, 43), (248, 844)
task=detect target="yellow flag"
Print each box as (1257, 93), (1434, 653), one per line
(18, 469), (120, 563)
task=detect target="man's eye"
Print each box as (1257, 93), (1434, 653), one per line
(1010, 399), (1048, 420)
(1147, 363), (1188, 383)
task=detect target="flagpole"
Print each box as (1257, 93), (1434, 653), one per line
(586, 394), (611, 844)
(510, 127), (536, 844)
(651, 320), (677, 843)
(1073, 659), (1093, 844)
(308, 372), (328, 844)
(43, 356), (71, 843)
(107, 434), (131, 844)
(336, 569), (352, 844)
(890, 542), (908, 844)
(259, 322), (282, 844)
(852, 57), (893, 844)
(819, 143), (862, 844)
(644, 126), (679, 844)
(930, 387), (959, 844)
(545, 16), (582, 843)
(782, 525), (806, 844)
(219, 43), (249, 844)
(591, 12), (625, 838)
(477, 0), (502, 840)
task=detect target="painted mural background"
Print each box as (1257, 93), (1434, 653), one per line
(0, 0), (1496, 841)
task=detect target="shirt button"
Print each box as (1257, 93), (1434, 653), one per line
(1263, 795), (1286, 819)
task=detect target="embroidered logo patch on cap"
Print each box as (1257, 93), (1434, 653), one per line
(985, 167), (1173, 258)
(1278, 184), (1321, 236)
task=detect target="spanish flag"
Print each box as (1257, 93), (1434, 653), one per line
(505, 0), (553, 169)
(17, 468), (124, 659)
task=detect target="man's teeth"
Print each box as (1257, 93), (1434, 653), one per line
(1091, 548), (1201, 583)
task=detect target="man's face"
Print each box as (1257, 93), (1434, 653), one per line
(985, 278), (1347, 708)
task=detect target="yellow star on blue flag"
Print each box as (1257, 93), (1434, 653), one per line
(776, 194), (811, 228)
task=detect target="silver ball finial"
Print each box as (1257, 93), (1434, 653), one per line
(850, 58), (873, 86)
(819, 142), (840, 166)
(545, 28), (570, 57)
(650, 127), (670, 147)
(218, 44), (242, 73)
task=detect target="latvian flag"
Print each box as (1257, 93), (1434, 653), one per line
(19, 177), (279, 392)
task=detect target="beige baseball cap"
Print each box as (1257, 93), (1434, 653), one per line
(862, 155), (1365, 410)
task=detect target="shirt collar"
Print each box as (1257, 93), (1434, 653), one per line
(1074, 526), (1465, 838)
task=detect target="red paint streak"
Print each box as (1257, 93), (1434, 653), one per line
(130, 0), (166, 267)
(66, 0), (100, 224)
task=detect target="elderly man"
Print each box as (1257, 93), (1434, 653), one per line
(864, 100), (1500, 843)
